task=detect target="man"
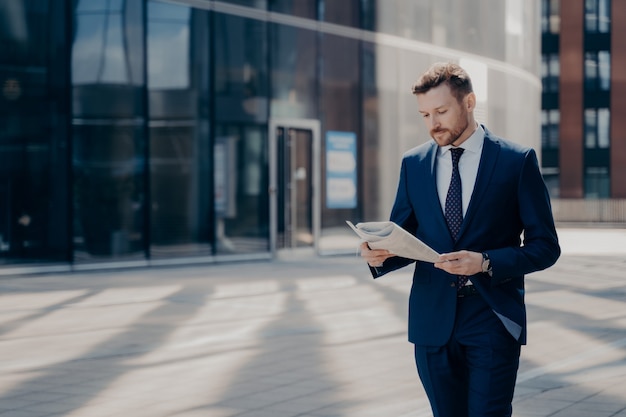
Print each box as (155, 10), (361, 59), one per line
(360, 62), (560, 417)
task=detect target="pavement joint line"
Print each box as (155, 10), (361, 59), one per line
(516, 336), (626, 383)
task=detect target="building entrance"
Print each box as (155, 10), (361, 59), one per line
(269, 119), (320, 254)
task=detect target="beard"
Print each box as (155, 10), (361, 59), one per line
(431, 121), (468, 146)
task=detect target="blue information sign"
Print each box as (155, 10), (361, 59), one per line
(325, 131), (357, 209)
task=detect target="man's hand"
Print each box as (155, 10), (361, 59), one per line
(360, 242), (395, 267)
(434, 250), (483, 275)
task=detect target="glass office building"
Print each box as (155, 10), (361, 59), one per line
(0, 0), (541, 272)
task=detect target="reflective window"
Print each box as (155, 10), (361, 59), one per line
(215, 13), (268, 122)
(147, 1), (212, 258)
(598, 51), (611, 90)
(585, 51), (611, 91)
(270, 23), (317, 119)
(584, 108), (610, 148)
(214, 125), (269, 255)
(598, 0), (611, 32)
(585, 52), (598, 91)
(584, 167), (610, 198)
(541, 0), (560, 34)
(72, 125), (145, 257)
(319, 1), (359, 28)
(585, 0), (611, 33)
(73, 0), (142, 85)
(585, 109), (597, 148)
(270, 0), (316, 19)
(541, 109), (560, 149)
(0, 0), (70, 263)
(360, 0), (376, 30)
(147, 2), (191, 89)
(319, 33), (361, 248)
(542, 54), (560, 93)
(597, 108), (610, 148)
(72, 0), (146, 260)
(222, 0), (267, 8)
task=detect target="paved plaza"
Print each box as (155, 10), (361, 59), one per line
(0, 227), (625, 417)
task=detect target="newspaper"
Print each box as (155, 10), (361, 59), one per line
(346, 220), (440, 263)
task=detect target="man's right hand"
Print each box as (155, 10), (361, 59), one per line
(360, 242), (394, 267)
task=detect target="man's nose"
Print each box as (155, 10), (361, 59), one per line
(428, 115), (440, 130)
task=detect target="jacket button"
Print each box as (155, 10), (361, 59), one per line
(450, 282), (456, 287)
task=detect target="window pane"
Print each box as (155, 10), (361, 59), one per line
(72, 0), (144, 118)
(147, 2), (212, 258)
(585, 52), (597, 91)
(214, 125), (269, 255)
(221, 0), (267, 8)
(541, 110), (549, 147)
(541, 55), (549, 91)
(73, 125), (145, 258)
(147, 2), (191, 89)
(598, 51), (610, 91)
(0, 0), (70, 263)
(270, 23), (317, 119)
(541, 0), (549, 33)
(549, 110), (560, 148)
(597, 108), (610, 148)
(549, 54), (559, 92)
(585, 109), (597, 148)
(549, 0), (560, 33)
(72, 3), (143, 86)
(585, 0), (598, 32)
(598, 0), (610, 32)
(584, 167), (610, 198)
(215, 13), (268, 122)
(270, 0), (316, 19)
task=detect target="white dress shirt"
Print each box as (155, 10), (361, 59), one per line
(436, 124), (484, 217)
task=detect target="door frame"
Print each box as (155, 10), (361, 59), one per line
(268, 118), (321, 256)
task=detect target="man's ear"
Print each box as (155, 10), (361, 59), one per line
(465, 92), (477, 112)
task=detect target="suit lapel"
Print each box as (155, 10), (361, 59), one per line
(456, 130), (500, 242)
(426, 142), (453, 243)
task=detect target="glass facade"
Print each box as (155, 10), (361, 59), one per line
(147, 2), (213, 258)
(0, 0), (70, 264)
(1, 0), (542, 271)
(72, 0), (146, 260)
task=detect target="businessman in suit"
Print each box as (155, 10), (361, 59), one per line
(360, 62), (560, 417)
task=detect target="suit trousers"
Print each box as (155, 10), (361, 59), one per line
(414, 293), (521, 417)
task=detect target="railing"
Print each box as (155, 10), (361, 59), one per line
(551, 199), (626, 223)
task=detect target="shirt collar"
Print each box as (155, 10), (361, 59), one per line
(439, 124), (484, 156)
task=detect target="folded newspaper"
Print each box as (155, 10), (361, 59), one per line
(346, 220), (440, 263)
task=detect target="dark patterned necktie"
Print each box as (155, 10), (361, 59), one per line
(444, 147), (468, 288)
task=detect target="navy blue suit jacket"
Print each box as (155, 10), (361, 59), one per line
(370, 126), (560, 346)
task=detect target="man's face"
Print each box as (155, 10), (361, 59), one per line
(417, 83), (474, 147)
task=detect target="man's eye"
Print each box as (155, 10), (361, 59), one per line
(437, 110), (447, 115)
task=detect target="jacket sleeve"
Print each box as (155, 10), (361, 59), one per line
(369, 157), (416, 278)
(487, 149), (561, 285)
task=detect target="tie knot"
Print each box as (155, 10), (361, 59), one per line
(450, 147), (464, 165)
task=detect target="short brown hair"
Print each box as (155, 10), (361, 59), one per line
(411, 62), (473, 103)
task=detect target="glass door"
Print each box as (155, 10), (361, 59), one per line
(269, 119), (320, 254)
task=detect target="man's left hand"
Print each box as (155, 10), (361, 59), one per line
(434, 250), (483, 276)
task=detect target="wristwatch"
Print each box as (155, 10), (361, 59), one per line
(481, 252), (492, 276)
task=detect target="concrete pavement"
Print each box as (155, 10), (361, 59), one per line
(0, 227), (625, 417)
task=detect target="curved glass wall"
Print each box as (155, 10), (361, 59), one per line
(71, 0), (146, 260)
(0, 0), (541, 269)
(0, 0), (70, 264)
